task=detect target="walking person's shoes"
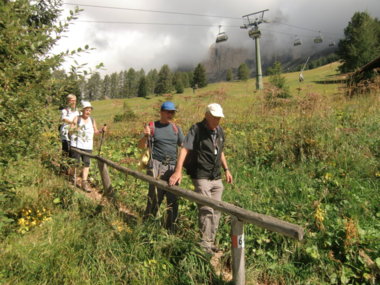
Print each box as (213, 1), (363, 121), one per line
(199, 241), (221, 255)
(210, 244), (222, 253)
(81, 180), (91, 192)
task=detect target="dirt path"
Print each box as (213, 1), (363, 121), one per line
(72, 177), (138, 219)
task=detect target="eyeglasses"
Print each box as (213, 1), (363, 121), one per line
(165, 110), (176, 114)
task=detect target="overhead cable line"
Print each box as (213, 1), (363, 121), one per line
(63, 2), (241, 20)
(75, 19), (338, 41)
(75, 19), (238, 27)
(273, 22), (341, 37)
(64, 2), (341, 37)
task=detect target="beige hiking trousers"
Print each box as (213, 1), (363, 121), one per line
(192, 179), (224, 249)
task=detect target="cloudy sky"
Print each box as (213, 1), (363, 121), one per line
(55, 0), (380, 75)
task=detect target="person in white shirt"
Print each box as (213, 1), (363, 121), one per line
(70, 101), (106, 192)
(59, 94), (79, 173)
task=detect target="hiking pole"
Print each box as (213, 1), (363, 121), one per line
(74, 127), (78, 187)
(98, 124), (107, 156)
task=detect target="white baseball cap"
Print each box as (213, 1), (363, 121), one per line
(81, 101), (93, 110)
(206, 103), (224, 118)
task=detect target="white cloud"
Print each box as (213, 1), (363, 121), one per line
(55, 0), (380, 75)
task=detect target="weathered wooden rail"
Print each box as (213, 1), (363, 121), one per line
(72, 148), (304, 285)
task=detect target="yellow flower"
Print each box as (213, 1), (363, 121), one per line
(324, 173), (332, 181)
(18, 218), (26, 225)
(314, 203), (325, 230)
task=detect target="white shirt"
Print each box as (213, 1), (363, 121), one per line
(60, 108), (80, 141)
(70, 116), (95, 150)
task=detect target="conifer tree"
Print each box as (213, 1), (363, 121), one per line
(337, 11), (380, 73)
(238, 63), (250, 81)
(226, 69), (233, 81)
(154, 64), (172, 94)
(193, 63), (207, 88)
(137, 76), (148, 97)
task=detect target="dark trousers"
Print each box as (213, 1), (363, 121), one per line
(144, 159), (178, 233)
(60, 140), (70, 173)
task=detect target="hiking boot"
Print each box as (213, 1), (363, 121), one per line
(81, 180), (91, 192)
(199, 241), (214, 255)
(210, 244), (222, 253)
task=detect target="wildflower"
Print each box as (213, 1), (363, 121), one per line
(314, 203), (325, 230)
(324, 173), (332, 181)
(18, 218), (26, 225)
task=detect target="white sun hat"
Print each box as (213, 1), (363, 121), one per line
(81, 101), (93, 110)
(206, 103), (224, 118)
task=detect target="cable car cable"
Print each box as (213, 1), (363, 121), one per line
(63, 2), (241, 20)
(63, 2), (341, 37)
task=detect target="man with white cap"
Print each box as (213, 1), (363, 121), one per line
(169, 103), (233, 254)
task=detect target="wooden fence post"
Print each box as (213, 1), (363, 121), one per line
(97, 160), (113, 198)
(231, 216), (245, 285)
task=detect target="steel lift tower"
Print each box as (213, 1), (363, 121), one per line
(241, 9), (269, 90)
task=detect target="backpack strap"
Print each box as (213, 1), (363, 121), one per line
(171, 123), (179, 135)
(149, 121), (178, 136)
(149, 121), (155, 136)
(216, 125), (224, 141)
(77, 116), (94, 127)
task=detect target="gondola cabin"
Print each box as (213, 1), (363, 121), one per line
(294, 36), (302, 46)
(314, 31), (323, 44)
(216, 32), (228, 43)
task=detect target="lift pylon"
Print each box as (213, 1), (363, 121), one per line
(241, 9), (269, 90)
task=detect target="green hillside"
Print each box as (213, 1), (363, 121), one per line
(1, 63), (379, 284)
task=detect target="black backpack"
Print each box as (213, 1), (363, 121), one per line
(58, 107), (69, 133)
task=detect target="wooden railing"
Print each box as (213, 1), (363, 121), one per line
(72, 148), (304, 285)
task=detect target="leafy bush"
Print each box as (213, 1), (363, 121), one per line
(0, 0), (80, 167)
(113, 102), (137, 122)
(267, 61), (291, 98)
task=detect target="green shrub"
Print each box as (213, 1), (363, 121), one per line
(113, 102), (137, 122)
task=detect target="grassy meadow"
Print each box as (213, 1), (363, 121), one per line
(1, 62), (379, 284)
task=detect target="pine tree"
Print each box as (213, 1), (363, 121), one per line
(137, 76), (148, 97)
(102, 75), (111, 99)
(154, 64), (172, 94)
(110, 73), (119, 98)
(337, 11), (380, 73)
(226, 69), (233, 81)
(125, 68), (137, 97)
(267, 61), (290, 98)
(193, 63), (207, 88)
(172, 72), (184, 94)
(146, 69), (158, 94)
(85, 72), (101, 100)
(238, 63), (249, 81)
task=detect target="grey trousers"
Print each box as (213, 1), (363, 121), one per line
(144, 159), (178, 233)
(192, 179), (224, 249)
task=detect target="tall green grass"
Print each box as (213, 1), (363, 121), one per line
(1, 63), (379, 284)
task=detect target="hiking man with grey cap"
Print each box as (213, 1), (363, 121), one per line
(169, 103), (233, 253)
(138, 101), (185, 233)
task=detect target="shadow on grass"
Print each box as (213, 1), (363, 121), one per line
(313, 79), (347, 84)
